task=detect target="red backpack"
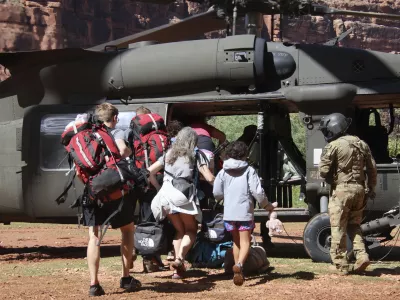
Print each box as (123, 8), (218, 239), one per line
(58, 115), (149, 246)
(130, 113), (170, 169)
(59, 116), (147, 204)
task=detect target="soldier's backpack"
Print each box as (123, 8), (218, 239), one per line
(129, 113), (170, 169)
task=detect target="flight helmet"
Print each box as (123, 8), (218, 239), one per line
(319, 113), (352, 142)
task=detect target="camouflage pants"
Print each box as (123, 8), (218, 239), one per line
(328, 183), (369, 267)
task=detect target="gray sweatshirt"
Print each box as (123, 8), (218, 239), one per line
(213, 158), (269, 221)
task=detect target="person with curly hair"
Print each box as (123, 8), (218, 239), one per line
(213, 141), (277, 286)
(167, 120), (184, 144)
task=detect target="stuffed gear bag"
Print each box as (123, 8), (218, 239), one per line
(129, 113), (169, 169)
(58, 114), (149, 204)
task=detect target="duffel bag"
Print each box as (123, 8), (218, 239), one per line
(134, 222), (167, 256)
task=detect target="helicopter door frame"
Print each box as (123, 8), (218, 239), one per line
(22, 102), (167, 223)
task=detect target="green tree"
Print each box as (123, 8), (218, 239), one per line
(208, 115), (257, 142)
(209, 114), (306, 156)
(290, 114), (306, 156)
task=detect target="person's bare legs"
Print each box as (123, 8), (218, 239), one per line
(87, 226), (101, 285)
(177, 213), (197, 260)
(120, 222), (134, 277)
(232, 229), (251, 286)
(167, 214), (185, 257)
(167, 213), (185, 277)
(231, 230), (240, 265)
(130, 221), (136, 269)
(238, 230), (251, 265)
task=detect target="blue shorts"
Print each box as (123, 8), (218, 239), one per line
(224, 220), (255, 232)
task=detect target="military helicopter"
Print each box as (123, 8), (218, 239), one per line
(0, 0), (400, 263)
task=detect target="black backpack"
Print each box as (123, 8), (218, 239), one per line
(202, 213), (232, 243)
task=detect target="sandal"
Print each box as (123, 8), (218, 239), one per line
(232, 263), (245, 286)
(171, 258), (186, 278)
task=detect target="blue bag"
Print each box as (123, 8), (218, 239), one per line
(187, 233), (233, 268)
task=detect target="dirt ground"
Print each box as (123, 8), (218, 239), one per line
(0, 222), (399, 300)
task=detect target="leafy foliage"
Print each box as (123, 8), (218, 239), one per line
(209, 114), (306, 156)
(210, 114), (307, 208)
(208, 115), (257, 142)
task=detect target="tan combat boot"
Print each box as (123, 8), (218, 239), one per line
(329, 263), (350, 275)
(352, 256), (370, 273)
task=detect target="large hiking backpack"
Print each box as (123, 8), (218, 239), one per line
(187, 233), (233, 268)
(59, 114), (148, 204)
(129, 113), (169, 169)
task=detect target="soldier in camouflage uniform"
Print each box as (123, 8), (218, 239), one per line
(318, 113), (377, 274)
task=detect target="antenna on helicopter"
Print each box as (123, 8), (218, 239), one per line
(232, 0), (238, 35)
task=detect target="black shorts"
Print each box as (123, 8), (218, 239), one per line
(83, 197), (134, 229)
(197, 135), (215, 152)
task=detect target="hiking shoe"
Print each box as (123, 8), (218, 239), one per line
(120, 276), (141, 292)
(89, 284), (105, 297)
(143, 257), (164, 273)
(352, 256), (370, 273)
(232, 263), (245, 286)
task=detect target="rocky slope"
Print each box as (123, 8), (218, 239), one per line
(1, 0), (400, 80)
(273, 0), (400, 52)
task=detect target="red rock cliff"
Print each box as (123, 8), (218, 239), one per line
(1, 0), (400, 81)
(266, 1), (400, 52)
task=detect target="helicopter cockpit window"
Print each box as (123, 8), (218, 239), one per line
(40, 112), (136, 170)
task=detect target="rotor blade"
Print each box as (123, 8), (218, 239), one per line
(310, 4), (400, 20)
(88, 9), (226, 51)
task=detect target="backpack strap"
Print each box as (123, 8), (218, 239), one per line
(132, 129), (151, 169)
(193, 150), (200, 187)
(96, 191), (125, 246)
(147, 113), (159, 131)
(55, 154), (76, 205)
(93, 130), (124, 182)
(164, 169), (193, 183)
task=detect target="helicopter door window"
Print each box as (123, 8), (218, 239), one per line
(39, 111), (136, 170)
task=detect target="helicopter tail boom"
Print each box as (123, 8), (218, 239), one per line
(0, 48), (105, 77)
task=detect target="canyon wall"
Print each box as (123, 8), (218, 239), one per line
(1, 0), (400, 81)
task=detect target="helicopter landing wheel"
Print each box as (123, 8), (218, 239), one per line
(303, 213), (353, 263)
